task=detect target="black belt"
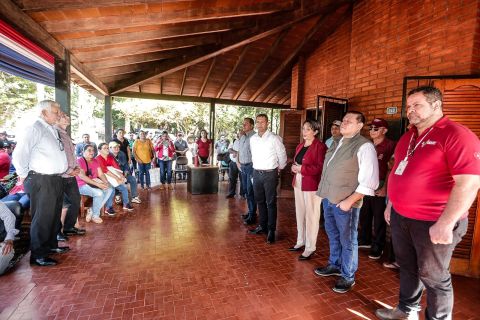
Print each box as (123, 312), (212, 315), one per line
(29, 170), (63, 177)
(254, 168), (277, 173)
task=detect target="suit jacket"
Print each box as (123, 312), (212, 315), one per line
(292, 138), (327, 191)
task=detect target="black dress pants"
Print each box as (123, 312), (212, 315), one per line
(359, 195), (387, 250)
(25, 173), (64, 259)
(391, 208), (467, 319)
(253, 169), (278, 231)
(63, 177), (81, 230)
(227, 161), (239, 196)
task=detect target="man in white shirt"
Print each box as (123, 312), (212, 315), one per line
(12, 100), (69, 267)
(314, 111), (379, 293)
(248, 114), (287, 244)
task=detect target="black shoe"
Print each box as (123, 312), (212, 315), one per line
(64, 227), (86, 236)
(57, 232), (68, 242)
(30, 257), (58, 266)
(332, 277), (355, 293)
(288, 245), (304, 252)
(267, 230), (275, 244)
(299, 252), (315, 260)
(226, 194), (235, 199)
(248, 226), (266, 235)
(314, 265), (341, 277)
(49, 246), (70, 254)
(358, 241), (371, 249)
(368, 248), (383, 260)
(243, 218), (256, 225)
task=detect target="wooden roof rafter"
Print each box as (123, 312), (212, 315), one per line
(180, 67), (188, 96)
(110, 8), (328, 94)
(233, 29), (289, 100)
(216, 45), (250, 99)
(198, 57), (216, 97)
(264, 77), (292, 103)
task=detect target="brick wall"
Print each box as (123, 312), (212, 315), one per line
(297, 0), (479, 121)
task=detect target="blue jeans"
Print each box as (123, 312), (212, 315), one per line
(322, 198), (360, 282)
(1, 193), (30, 209)
(79, 184), (113, 217)
(158, 159), (172, 184)
(106, 183), (129, 208)
(126, 175), (138, 197)
(137, 163), (151, 188)
(240, 163), (256, 218)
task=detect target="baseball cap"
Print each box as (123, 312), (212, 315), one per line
(331, 120), (342, 127)
(369, 118), (388, 129)
(108, 141), (120, 148)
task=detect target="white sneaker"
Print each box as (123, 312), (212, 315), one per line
(92, 217), (103, 224)
(131, 196), (141, 204)
(114, 195), (121, 204)
(86, 208), (93, 222)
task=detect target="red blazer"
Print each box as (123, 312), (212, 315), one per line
(292, 138), (327, 191)
(154, 140), (176, 159)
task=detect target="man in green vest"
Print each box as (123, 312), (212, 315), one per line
(314, 111), (379, 293)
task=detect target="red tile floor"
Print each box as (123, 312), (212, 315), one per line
(1, 182), (479, 320)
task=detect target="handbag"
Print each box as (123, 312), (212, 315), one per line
(148, 167), (161, 188)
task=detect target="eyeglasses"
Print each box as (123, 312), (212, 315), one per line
(369, 127), (380, 132)
(57, 137), (64, 151)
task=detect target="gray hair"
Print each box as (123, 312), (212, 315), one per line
(37, 100), (59, 114)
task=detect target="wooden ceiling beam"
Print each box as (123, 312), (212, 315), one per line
(38, 1), (297, 34)
(61, 18), (255, 50)
(278, 92), (291, 105)
(249, 15), (327, 102)
(72, 34), (220, 61)
(0, 0), (108, 95)
(180, 68), (188, 96)
(114, 91), (289, 110)
(198, 58), (216, 97)
(91, 62), (152, 78)
(16, 0), (295, 13)
(233, 29), (289, 100)
(216, 45), (249, 99)
(110, 9), (324, 95)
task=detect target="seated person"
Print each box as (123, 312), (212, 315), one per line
(1, 181), (28, 231)
(96, 143), (134, 214)
(76, 145), (113, 224)
(109, 142), (141, 204)
(0, 142), (11, 180)
(0, 201), (19, 275)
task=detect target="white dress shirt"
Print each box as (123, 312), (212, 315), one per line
(0, 202), (19, 242)
(230, 140), (240, 162)
(12, 118), (68, 177)
(250, 131), (287, 170)
(326, 137), (379, 196)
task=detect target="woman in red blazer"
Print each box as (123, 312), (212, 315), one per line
(289, 119), (327, 260)
(154, 131), (176, 190)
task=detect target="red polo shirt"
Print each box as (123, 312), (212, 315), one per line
(388, 117), (480, 221)
(95, 154), (120, 173)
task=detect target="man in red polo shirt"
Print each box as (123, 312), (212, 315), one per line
(358, 118), (396, 260)
(376, 86), (480, 320)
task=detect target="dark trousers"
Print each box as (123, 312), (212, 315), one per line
(241, 163), (256, 218)
(253, 169), (278, 231)
(63, 177), (81, 230)
(359, 195), (387, 250)
(227, 161), (239, 196)
(25, 173), (64, 259)
(391, 208), (467, 319)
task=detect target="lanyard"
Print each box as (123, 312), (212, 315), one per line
(404, 127), (434, 160)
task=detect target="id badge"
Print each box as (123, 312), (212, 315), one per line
(394, 160), (408, 175)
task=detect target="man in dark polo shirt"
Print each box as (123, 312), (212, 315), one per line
(358, 118), (396, 260)
(375, 86), (480, 320)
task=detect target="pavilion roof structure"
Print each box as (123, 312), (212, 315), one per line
(3, 0), (354, 107)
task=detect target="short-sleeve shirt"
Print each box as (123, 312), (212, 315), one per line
(238, 130), (255, 164)
(76, 157), (101, 187)
(95, 154), (120, 174)
(388, 117), (480, 221)
(196, 138), (211, 158)
(113, 138), (130, 157)
(174, 139), (188, 156)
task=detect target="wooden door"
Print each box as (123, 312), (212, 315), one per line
(321, 100), (346, 141)
(435, 78), (480, 277)
(278, 110), (304, 198)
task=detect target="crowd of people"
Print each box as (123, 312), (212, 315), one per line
(0, 86), (479, 320)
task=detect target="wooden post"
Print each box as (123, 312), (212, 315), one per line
(104, 96), (113, 141)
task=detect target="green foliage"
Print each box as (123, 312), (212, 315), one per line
(0, 71), (37, 127)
